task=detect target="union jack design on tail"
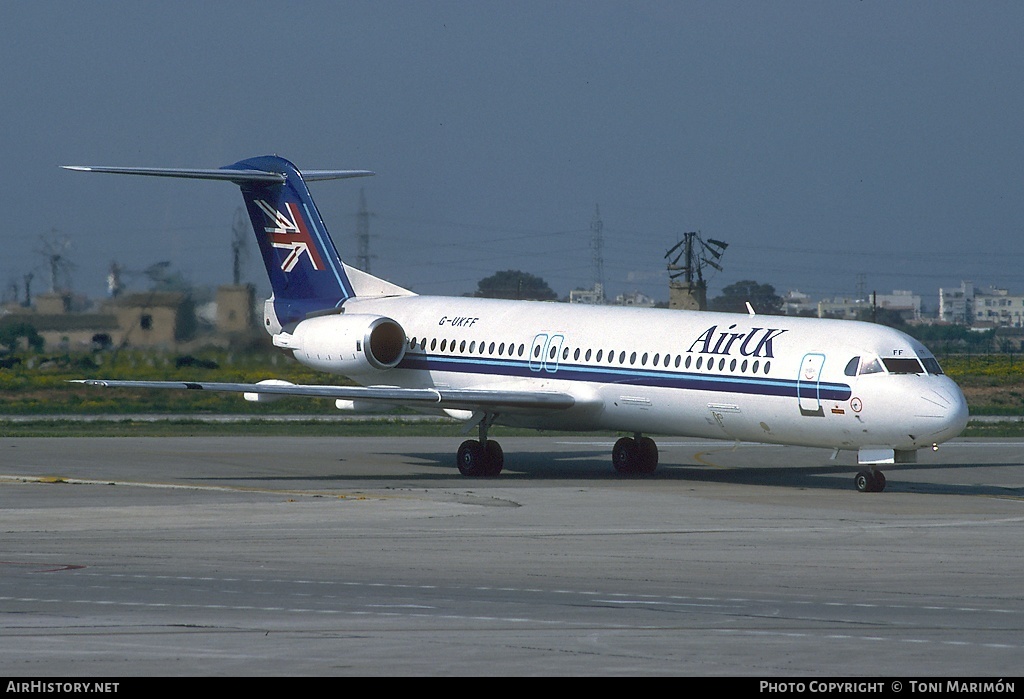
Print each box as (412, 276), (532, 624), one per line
(254, 199), (326, 272)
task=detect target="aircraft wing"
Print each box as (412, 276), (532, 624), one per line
(71, 379), (577, 412)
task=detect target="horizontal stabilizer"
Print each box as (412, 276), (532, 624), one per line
(61, 165), (374, 184)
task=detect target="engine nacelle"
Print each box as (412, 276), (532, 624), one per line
(289, 314), (407, 376)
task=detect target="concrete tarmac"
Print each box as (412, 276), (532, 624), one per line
(1, 434), (1022, 676)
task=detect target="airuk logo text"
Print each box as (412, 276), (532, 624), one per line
(687, 325), (788, 358)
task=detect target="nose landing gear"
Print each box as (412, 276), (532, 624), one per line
(854, 469), (886, 493)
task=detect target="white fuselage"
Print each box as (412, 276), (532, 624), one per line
(287, 294), (969, 455)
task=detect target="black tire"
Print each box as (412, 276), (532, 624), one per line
(854, 470), (875, 493)
(612, 437), (637, 473)
(457, 439), (486, 477)
(483, 440), (504, 477)
(636, 437), (659, 474)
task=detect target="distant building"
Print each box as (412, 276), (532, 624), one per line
(569, 284), (606, 305)
(0, 294), (119, 352)
(782, 290), (815, 316)
(817, 296), (868, 320)
(668, 280), (707, 311)
(818, 290), (921, 322)
(215, 284), (256, 335)
(1, 292), (196, 351)
(876, 290), (922, 322)
(570, 286), (658, 307)
(938, 281), (1024, 328)
(971, 286), (1024, 328)
(615, 291), (656, 307)
(99, 292), (197, 348)
(939, 281), (974, 324)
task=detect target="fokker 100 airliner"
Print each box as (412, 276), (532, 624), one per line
(64, 155), (968, 492)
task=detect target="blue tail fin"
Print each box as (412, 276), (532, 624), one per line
(63, 155), (375, 328)
(230, 155), (362, 326)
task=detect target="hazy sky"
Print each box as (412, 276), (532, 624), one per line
(3, 1), (1022, 309)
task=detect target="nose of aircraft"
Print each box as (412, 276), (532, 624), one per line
(919, 379), (969, 444)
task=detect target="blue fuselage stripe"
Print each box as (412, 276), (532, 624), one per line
(397, 354), (852, 401)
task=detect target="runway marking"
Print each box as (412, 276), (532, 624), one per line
(0, 560), (85, 573)
(18, 573), (1024, 623)
(592, 599), (730, 609)
(6, 568), (1023, 654)
(0, 474), (389, 501)
(9, 592), (1014, 652)
(718, 629), (1021, 650)
(693, 451), (732, 469)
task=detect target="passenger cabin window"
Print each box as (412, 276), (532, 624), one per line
(882, 357), (925, 374)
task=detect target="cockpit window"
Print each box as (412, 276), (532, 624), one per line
(882, 357), (925, 374)
(844, 357), (859, 377)
(908, 338), (944, 374)
(858, 356), (884, 375)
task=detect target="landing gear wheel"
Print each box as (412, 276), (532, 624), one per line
(854, 470), (886, 492)
(483, 440), (504, 477)
(457, 439), (504, 477)
(457, 439), (486, 477)
(612, 437), (637, 473)
(636, 436), (659, 474)
(612, 436), (659, 475)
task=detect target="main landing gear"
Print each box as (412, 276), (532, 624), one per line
(455, 422), (661, 478)
(457, 439), (503, 477)
(854, 469), (887, 493)
(456, 413), (503, 477)
(612, 433), (659, 475)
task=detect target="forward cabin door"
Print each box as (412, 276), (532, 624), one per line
(797, 352), (826, 417)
